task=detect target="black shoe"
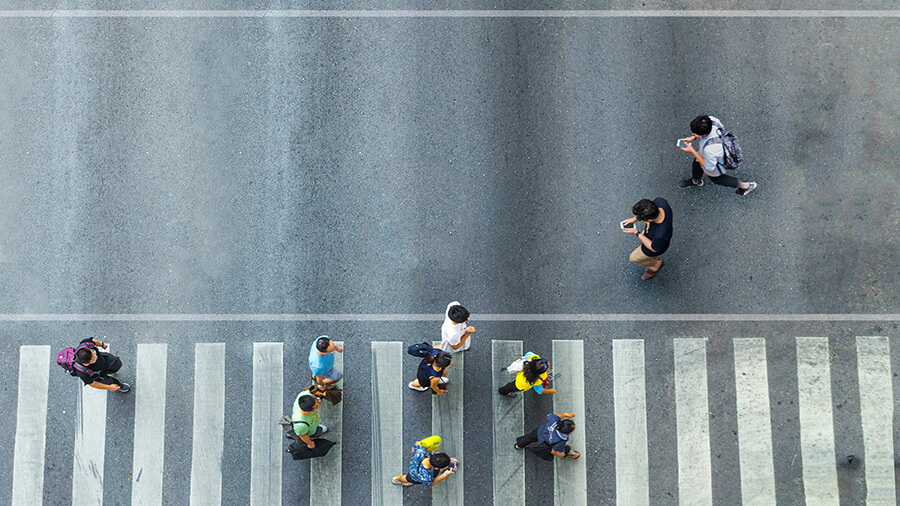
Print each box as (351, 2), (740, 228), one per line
(736, 182), (758, 196)
(677, 178), (703, 188)
(118, 383), (131, 393)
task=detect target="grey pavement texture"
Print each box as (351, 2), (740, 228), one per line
(0, 7), (898, 506)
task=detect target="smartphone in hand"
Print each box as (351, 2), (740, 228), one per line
(620, 220), (634, 230)
(676, 139), (687, 148)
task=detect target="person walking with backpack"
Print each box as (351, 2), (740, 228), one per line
(677, 115), (757, 196)
(440, 301), (474, 353)
(408, 348), (452, 395)
(515, 412), (580, 460)
(58, 338), (131, 392)
(621, 198), (673, 280)
(498, 352), (556, 396)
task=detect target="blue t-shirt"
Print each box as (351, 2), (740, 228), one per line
(407, 444), (435, 488)
(537, 414), (569, 454)
(308, 339), (335, 377)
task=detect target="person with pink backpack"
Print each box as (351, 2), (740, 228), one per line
(57, 338), (131, 393)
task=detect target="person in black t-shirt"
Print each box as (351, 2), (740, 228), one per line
(621, 198), (673, 280)
(74, 338), (131, 393)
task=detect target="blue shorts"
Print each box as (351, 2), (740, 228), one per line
(321, 367), (342, 382)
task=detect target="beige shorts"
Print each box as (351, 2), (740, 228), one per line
(629, 246), (661, 267)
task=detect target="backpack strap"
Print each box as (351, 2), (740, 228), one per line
(72, 342), (99, 378)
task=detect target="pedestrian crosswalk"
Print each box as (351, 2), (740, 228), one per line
(8, 335), (899, 504)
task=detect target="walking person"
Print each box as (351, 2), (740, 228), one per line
(516, 412), (580, 460)
(440, 301), (474, 353)
(290, 388), (328, 448)
(498, 352), (556, 396)
(677, 115), (757, 196)
(408, 348), (452, 395)
(392, 441), (457, 489)
(621, 198), (672, 280)
(58, 338), (131, 392)
(309, 335), (343, 391)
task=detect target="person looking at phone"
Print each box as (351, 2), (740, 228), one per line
(621, 198), (672, 280)
(677, 115), (757, 196)
(391, 443), (457, 488)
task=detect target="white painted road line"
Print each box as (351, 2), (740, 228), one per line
(371, 341), (403, 506)
(72, 346), (109, 506)
(733, 338), (776, 505)
(0, 9), (899, 18)
(311, 341), (343, 506)
(190, 344), (225, 506)
(795, 337), (838, 504)
(432, 341), (464, 505)
(553, 340), (587, 506)
(613, 339), (648, 506)
(132, 344), (168, 506)
(11, 346), (50, 506)
(250, 343), (283, 506)
(674, 339), (712, 506)
(0, 313), (898, 322)
(492, 340), (525, 506)
(856, 336), (896, 505)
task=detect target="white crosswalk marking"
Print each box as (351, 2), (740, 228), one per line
(72, 345), (109, 506)
(492, 340), (525, 506)
(674, 338), (712, 506)
(613, 339), (648, 506)
(132, 343), (168, 506)
(733, 338), (776, 505)
(12, 346), (51, 506)
(553, 340), (587, 505)
(310, 341), (343, 506)
(190, 343), (225, 506)
(371, 341), (403, 506)
(796, 337), (838, 504)
(856, 336), (896, 505)
(250, 343), (283, 506)
(432, 342), (464, 505)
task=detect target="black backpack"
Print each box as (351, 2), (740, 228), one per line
(407, 342), (433, 358)
(706, 126), (744, 171)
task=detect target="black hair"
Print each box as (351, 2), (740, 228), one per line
(523, 357), (549, 384)
(558, 419), (576, 434)
(430, 452), (451, 469)
(316, 336), (331, 353)
(432, 351), (452, 368)
(447, 304), (470, 324)
(690, 115), (713, 136)
(298, 394), (317, 412)
(76, 348), (94, 364)
(632, 199), (660, 221)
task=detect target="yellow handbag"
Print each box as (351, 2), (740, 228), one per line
(416, 435), (442, 452)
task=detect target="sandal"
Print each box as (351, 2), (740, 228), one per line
(568, 451), (581, 459)
(391, 478), (412, 487)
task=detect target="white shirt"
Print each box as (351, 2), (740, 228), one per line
(699, 116), (726, 176)
(441, 301), (471, 353)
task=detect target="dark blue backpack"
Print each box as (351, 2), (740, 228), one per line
(407, 342), (434, 358)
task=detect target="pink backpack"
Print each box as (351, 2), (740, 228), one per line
(56, 342), (98, 378)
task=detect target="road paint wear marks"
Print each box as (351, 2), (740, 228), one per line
(310, 341), (343, 506)
(492, 340), (525, 506)
(250, 343), (283, 506)
(553, 339), (587, 505)
(733, 338), (776, 505)
(190, 344), (225, 506)
(432, 342), (464, 506)
(371, 342), (403, 506)
(795, 337), (838, 504)
(12, 346), (51, 506)
(613, 339), (648, 506)
(856, 336), (896, 505)
(72, 345), (108, 506)
(1, 10), (899, 18)
(674, 338), (712, 505)
(132, 344), (168, 506)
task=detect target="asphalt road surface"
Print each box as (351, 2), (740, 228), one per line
(0, 5), (898, 506)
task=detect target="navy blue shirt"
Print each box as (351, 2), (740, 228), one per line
(640, 197), (673, 257)
(537, 414), (569, 454)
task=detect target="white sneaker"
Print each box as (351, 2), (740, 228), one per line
(408, 381), (429, 392)
(736, 181), (758, 196)
(319, 424), (328, 434)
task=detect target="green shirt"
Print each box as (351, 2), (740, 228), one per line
(292, 389), (319, 436)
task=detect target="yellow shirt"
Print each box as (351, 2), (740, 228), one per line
(514, 354), (548, 392)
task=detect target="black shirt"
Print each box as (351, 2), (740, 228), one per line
(640, 197), (673, 257)
(75, 338), (107, 385)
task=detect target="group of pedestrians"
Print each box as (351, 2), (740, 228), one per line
(622, 115), (757, 280)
